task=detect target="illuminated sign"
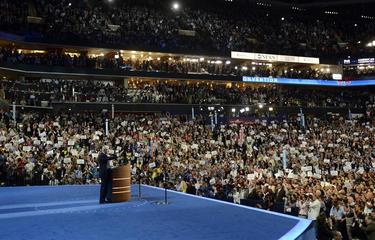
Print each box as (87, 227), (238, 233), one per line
(343, 58), (375, 65)
(242, 77), (279, 83)
(231, 51), (320, 64)
(332, 74), (342, 80)
(358, 58), (375, 64)
(242, 76), (375, 87)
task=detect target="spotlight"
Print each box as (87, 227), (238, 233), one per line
(258, 104), (264, 109)
(172, 2), (180, 10)
(269, 107), (274, 111)
(245, 107), (250, 112)
(231, 108), (236, 113)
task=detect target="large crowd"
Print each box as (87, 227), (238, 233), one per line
(0, 79), (370, 108)
(344, 67), (375, 80)
(0, 0), (374, 58)
(0, 0), (27, 33)
(0, 110), (374, 239)
(1, 0), (375, 238)
(0, 46), (334, 79)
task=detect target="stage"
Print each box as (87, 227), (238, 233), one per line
(0, 185), (314, 240)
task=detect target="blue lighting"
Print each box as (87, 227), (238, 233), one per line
(242, 77), (375, 87)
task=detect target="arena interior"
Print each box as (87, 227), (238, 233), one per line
(0, 0), (375, 239)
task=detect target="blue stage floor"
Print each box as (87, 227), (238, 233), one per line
(0, 185), (314, 240)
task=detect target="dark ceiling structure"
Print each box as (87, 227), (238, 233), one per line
(273, 0), (375, 7)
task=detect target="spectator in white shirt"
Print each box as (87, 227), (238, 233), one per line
(297, 195), (308, 218)
(308, 192), (322, 221)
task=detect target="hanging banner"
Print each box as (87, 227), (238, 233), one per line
(231, 51), (320, 64)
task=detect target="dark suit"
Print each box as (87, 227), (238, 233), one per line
(275, 188), (286, 202)
(99, 152), (116, 204)
(316, 215), (335, 240)
(366, 222), (375, 240)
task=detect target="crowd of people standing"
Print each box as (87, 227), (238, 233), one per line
(0, 110), (375, 239)
(0, 0), (374, 58)
(0, 78), (371, 109)
(0, 46), (334, 79)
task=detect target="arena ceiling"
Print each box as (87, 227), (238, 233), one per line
(271, 0), (375, 6)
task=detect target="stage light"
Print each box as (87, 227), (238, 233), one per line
(231, 108), (236, 113)
(258, 104), (263, 109)
(172, 2), (180, 10)
(245, 107), (250, 112)
(268, 107), (273, 111)
(225, 60), (231, 65)
(366, 40), (375, 47)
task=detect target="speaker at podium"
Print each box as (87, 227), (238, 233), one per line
(111, 164), (131, 203)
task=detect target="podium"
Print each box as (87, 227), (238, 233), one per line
(111, 164), (131, 203)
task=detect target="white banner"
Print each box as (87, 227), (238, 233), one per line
(231, 51), (319, 64)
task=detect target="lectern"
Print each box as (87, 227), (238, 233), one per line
(111, 164), (131, 202)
